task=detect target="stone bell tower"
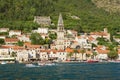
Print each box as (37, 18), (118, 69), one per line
(56, 13), (65, 50)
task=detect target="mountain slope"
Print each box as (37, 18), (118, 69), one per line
(0, 0), (120, 34)
(92, 0), (120, 13)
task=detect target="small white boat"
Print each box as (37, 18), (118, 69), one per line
(38, 62), (55, 66)
(45, 63), (55, 66)
(26, 64), (36, 67)
(1, 61), (7, 64)
(38, 62), (46, 66)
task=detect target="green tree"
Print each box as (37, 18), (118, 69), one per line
(49, 33), (57, 40)
(81, 48), (85, 61)
(97, 37), (109, 46)
(17, 41), (24, 46)
(86, 54), (91, 60)
(11, 52), (17, 57)
(108, 50), (118, 60)
(92, 52), (97, 60)
(44, 37), (52, 44)
(73, 49), (79, 61)
(67, 52), (73, 60)
(30, 33), (44, 45)
(0, 39), (5, 45)
(92, 43), (97, 49)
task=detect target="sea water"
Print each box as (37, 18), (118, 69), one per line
(0, 62), (120, 80)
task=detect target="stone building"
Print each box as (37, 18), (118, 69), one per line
(34, 16), (51, 26)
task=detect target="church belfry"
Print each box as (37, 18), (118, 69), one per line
(57, 13), (64, 31)
(56, 13), (65, 50)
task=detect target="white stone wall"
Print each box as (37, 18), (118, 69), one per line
(39, 52), (48, 60)
(17, 35), (30, 42)
(0, 28), (9, 32)
(9, 30), (21, 37)
(16, 50), (29, 62)
(97, 54), (108, 60)
(49, 52), (57, 58)
(38, 28), (48, 34)
(0, 48), (9, 55)
(56, 52), (67, 61)
(0, 36), (5, 39)
(28, 50), (37, 59)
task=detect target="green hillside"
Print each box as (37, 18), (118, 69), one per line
(0, 0), (120, 34)
(92, 0), (120, 13)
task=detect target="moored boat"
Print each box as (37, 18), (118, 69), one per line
(38, 61), (56, 66)
(87, 60), (99, 63)
(25, 64), (36, 67)
(1, 61), (7, 64)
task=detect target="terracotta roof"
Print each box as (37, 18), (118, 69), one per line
(0, 45), (24, 50)
(24, 42), (31, 46)
(118, 49), (120, 54)
(88, 36), (95, 41)
(90, 32), (108, 36)
(27, 45), (41, 49)
(40, 50), (48, 52)
(5, 38), (19, 42)
(65, 48), (74, 53)
(12, 46), (24, 50)
(86, 50), (92, 54)
(72, 41), (78, 43)
(0, 45), (13, 49)
(57, 50), (65, 52)
(96, 48), (109, 54)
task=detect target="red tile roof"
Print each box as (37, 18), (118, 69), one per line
(27, 45), (41, 49)
(88, 36), (95, 41)
(90, 32), (108, 36)
(24, 42), (31, 46)
(96, 48), (109, 54)
(5, 38), (19, 42)
(65, 48), (74, 53)
(118, 49), (120, 54)
(12, 46), (24, 50)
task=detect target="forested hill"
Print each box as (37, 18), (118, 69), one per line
(0, 0), (120, 34)
(92, 0), (120, 13)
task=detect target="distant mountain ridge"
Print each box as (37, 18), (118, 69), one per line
(92, 0), (120, 13)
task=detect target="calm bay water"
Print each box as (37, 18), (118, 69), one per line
(0, 62), (120, 80)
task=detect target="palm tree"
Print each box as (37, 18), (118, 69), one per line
(107, 50), (118, 60)
(67, 52), (73, 61)
(73, 49), (79, 61)
(92, 52), (97, 60)
(81, 48), (85, 61)
(86, 54), (90, 60)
